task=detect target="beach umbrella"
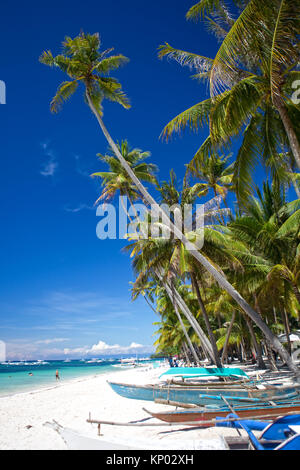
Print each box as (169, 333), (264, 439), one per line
(278, 332), (300, 343)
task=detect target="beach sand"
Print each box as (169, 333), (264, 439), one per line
(0, 364), (252, 450)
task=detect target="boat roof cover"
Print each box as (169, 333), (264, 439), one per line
(159, 367), (249, 379)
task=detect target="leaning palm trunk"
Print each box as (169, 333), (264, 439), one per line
(244, 316), (266, 370)
(190, 272), (222, 367)
(282, 308), (292, 356)
(123, 187), (207, 365)
(221, 312), (236, 365)
(171, 285), (201, 365)
(265, 341), (279, 372)
(86, 91), (299, 376)
(274, 97), (300, 171)
(154, 267), (215, 362)
(182, 342), (191, 366)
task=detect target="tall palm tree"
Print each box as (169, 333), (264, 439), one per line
(159, 1), (300, 203)
(155, 170), (224, 366)
(153, 282), (201, 364)
(93, 142), (207, 361)
(92, 142), (203, 363)
(206, 0), (300, 169)
(127, 237), (215, 362)
(186, 152), (234, 204)
(40, 32), (298, 374)
(91, 139), (157, 205)
(229, 182), (300, 317)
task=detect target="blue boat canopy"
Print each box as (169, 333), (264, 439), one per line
(159, 367), (249, 379)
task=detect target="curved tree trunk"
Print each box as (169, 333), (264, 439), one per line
(265, 341), (279, 372)
(122, 189), (207, 365)
(221, 312), (236, 364)
(182, 342), (191, 365)
(244, 316), (266, 370)
(274, 98), (300, 171)
(283, 308), (292, 356)
(190, 272), (222, 367)
(171, 283), (201, 365)
(86, 91), (299, 377)
(155, 268), (215, 361)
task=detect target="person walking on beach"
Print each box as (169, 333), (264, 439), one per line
(55, 370), (60, 381)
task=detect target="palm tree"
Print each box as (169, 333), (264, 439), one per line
(91, 139), (157, 206)
(92, 142), (203, 363)
(205, 0), (300, 170)
(159, 1), (300, 203)
(229, 182), (300, 317)
(186, 152), (234, 203)
(155, 170), (224, 366)
(40, 32), (298, 374)
(127, 237), (215, 362)
(153, 283), (201, 364)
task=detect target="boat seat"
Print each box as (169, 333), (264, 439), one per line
(259, 415), (300, 441)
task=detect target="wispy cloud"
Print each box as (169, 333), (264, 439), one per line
(40, 141), (58, 177)
(63, 203), (95, 213)
(1, 289), (155, 360)
(74, 154), (92, 177)
(20, 291), (135, 330)
(35, 338), (69, 345)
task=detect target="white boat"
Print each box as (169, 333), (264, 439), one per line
(44, 420), (228, 450)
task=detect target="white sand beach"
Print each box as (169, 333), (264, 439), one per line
(0, 364), (249, 450)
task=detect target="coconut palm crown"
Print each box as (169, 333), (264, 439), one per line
(39, 32), (130, 115)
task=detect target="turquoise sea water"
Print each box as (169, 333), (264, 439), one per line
(0, 358), (158, 397)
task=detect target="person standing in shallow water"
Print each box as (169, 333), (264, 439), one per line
(55, 370), (60, 381)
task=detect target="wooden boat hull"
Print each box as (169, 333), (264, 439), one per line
(144, 403), (300, 425)
(45, 420), (228, 450)
(108, 381), (300, 406)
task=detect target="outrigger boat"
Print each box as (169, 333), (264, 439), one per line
(159, 367), (249, 381)
(217, 413), (300, 450)
(45, 412), (300, 450)
(44, 420), (228, 450)
(143, 399), (300, 425)
(107, 380), (300, 407)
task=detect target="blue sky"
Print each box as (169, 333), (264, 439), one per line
(1, 0), (296, 360)
(1, 0), (219, 359)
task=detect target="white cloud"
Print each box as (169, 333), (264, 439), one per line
(4, 339), (154, 361)
(35, 338), (69, 345)
(63, 340), (154, 357)
(64, 203), (94, 213)
(63, 346), (89, 356)
(40, 141), (58, 177)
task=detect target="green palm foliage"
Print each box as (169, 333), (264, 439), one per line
(40, 32), (130, 114)
(91, 140), (157, 204)
(159, 1), (300, 204)
(186, 151), (234, 203)
(229, 181), (300, 320)
(40, 30), (300, 373)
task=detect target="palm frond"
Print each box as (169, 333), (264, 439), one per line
(50, 80), (79, 113)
